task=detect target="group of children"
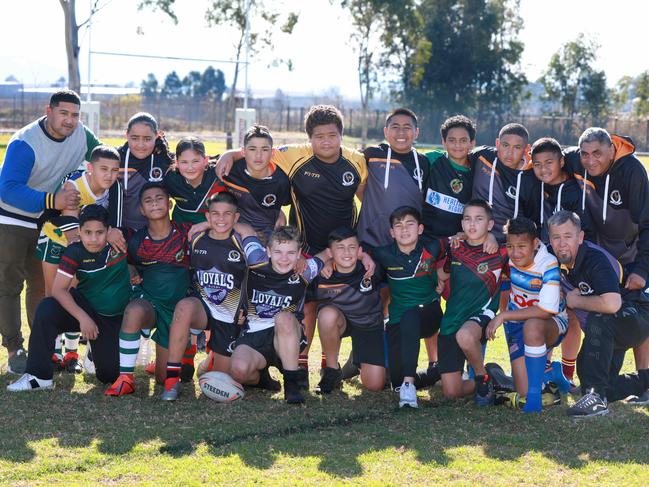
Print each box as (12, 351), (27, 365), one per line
(7, 102), (649, 418)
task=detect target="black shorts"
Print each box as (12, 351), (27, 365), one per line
(197, 299), (241, 357)
(342, 322), (385, 367)
(437, 333), (466, 374)
(234, 325), (308, 371)
(437, 318), (488, 375)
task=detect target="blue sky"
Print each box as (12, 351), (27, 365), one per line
(2, 0), (648, 98)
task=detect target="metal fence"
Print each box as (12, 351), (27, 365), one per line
(1, 94), (649, 151)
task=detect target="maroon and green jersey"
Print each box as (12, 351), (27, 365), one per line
(58, 242), (130, 316)
(127, 221), (192, 308)
(372, 239), (446, 325)
(164, 165), (226, 224)
(441, 242), (508, 335)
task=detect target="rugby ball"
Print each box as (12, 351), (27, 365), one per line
(199, 371), (245, 402)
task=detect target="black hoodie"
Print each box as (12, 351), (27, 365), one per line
(564, 135), (649, 281)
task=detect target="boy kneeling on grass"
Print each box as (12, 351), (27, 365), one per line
(485, 216), (570, 412)
(228, 226), (327, 404)
(8, 205), (130, 391)
(436, 199), (508, 405)
(313, 226), (384, 394)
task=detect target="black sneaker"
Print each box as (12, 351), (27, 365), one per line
(253, 367), (281, 391)
(485, 362), (515, 393)
(296, 366), (309, 390)
(414, 362), (441, 389)
(316, 367), (343, 394)
(626, 390), (649, 405)
(283, 370), (305, 404)
(474, 375), (494, 406)
(567, 389), (609, 418)
(340, 351), (360, 380)
(180, 362), (195, 382)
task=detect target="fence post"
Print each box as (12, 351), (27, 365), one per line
(286, 104), (290, 132)
(645, 119), (649, 151)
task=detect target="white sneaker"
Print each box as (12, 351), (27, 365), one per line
(83, 351), (96, 375)
(398, 381), (418, 408)
(7, 373), (53, 392)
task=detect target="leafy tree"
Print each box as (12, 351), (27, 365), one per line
(400, 0), (526, 127)
(199, 66), (226, 100)
(540, 34), (598, 119)
(161, 71), (183, 98)
(580, 69), (609, 124)
(141, 73), (159, 99)
(182, 71), (202, 98)
(633, 71), (649, 118)
(611, 75), (634, 115)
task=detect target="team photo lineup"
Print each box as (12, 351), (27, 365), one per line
(3, 88), (649, 420)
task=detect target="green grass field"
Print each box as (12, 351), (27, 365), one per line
(0, 134), (648, 484)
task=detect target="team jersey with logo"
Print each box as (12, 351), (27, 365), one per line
(356, 144), (429, 249)
(422, 150), (474, 240)
(564, 135), (649, 279)
(164, 165), (226, 224)
(531, 178), (593, 244)
(372, 239), (446, 325)
(558, 241), (623, 328)
(244, 257), (324, 333)
(222, 158), (291, 242)
(112, 144), (173, 231)
(41, 170), (111, 246)
(272, 144), (367, 255)
(507, 242), (565, 316)
(441, 242), (508, 335)
(58, 242), (130, 316)
(190, 231), (267, 323)
(312, 261), (384, 330)
(128, 221), (192, 307)
(470, 146), (538, 242)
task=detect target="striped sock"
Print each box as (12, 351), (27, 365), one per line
(166, 362), (181, 379)
(523, 344), (547, 413)
(562, 356), (576, 380)
(64, 333), (80, 353)
(54, 334), (63, 360)
(182, 344), (196, 366)
(298, 353), (308, 370)
(119, 331), (141, 375)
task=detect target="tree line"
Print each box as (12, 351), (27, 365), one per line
(140, 66), (227, 101)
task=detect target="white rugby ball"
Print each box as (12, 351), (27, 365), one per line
(199, 371), (245, 402)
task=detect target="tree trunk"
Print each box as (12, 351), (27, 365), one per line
(60, 0), (81, 94)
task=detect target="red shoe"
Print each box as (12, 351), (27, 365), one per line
(105, 374), (135, 396)
(145, 361), (155, 375)
(52, 353), (64, 370)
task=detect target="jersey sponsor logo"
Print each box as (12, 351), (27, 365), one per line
(149, 166), (164, 182)
(528, 278), (542, 289)
(228, 250), (241, 262)
(194, 249), (208, 255)
(425, 188), (464, 214)
(198, 269), (235, 290)
(450, 178), (463, 194)
(360, 278), (373, 292)
(609, 190), (622, 206)
(512, 293), (539, 308)
(288, 273), (301, 284)
(251, 289), (292, 317)
(578, 281), (594, 295)
(477, 262), (489, 274)
(262, 194), (277, 207)
(304, 171), (320, 179)
(505, 185), (517, 199)
(342, 171), (355, 186)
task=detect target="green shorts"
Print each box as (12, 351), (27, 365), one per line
(36, 235), (66, 265)
(130, 288), (176, 349)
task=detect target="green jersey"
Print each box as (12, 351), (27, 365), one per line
(373, 239), (446, 325)
(58, 242), (130, 316)
(441, 241), (508, 335)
